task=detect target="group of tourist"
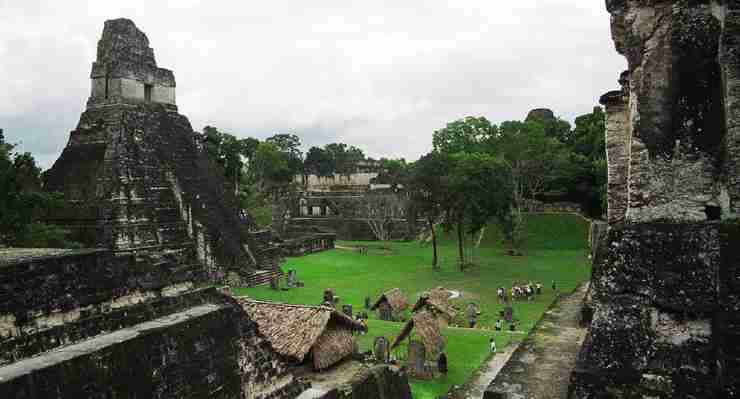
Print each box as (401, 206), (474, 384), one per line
(496, 281), (544, 303)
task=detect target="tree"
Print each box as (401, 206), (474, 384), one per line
(361, 194), (397, 248)
(0, 130), (76, 247)
(432, 116), (497, 154)
(266, 133), (303, 179)
(375, 158), (408, 190)
(201, 126), (258, 196)
(304, 146), (334, 178)
(251, 141), (292, 192)
(448, 153), (513, 268)
(408, 152), (452, 269)
(323, 143), (365, 177)
(485, 120), (571, 251)
(566, 107), (607, 217)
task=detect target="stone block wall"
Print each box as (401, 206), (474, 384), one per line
(0, 249), (307, 399)
(520, 199), (582, 214)
(0, 299), (307, 399)
(300, 365), (412, 399)
(278, 190), (422, 241)
(0, 249), (228, 366)
(280, 234), (336, 257)
(287, 217), (417, 241)
(88, 19), (176, 109)
(43, 17), (275, 284)
(571, 1), (740, 397)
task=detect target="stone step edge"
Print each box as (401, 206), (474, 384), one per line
(0, 287), (223, 366)
(0, 303), (225, 382)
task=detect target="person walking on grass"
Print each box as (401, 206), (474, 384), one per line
(495, 319), (503, 331)
(490, 338), (497, 354)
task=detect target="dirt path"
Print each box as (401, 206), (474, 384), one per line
(481, 283), (590, 399)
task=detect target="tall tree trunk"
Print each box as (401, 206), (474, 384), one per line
(457, 220), (465, 270)
(428, 217), (438, 269)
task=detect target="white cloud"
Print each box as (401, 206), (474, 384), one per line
(0, 0), (626, 168)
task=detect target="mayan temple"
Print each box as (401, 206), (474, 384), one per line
(0, 19), (413, 399)
(571, 1), (739, 398)
(42, 18), (281, 285)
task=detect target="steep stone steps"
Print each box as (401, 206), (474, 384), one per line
(0, 287), (223, 366)
(0, 303), (226, 396)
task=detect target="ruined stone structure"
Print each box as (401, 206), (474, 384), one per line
(273, 159), (421, 241)
(525, 107), (556, 123)
(295, 365), (412, 399)
(571, 2), (739, 397)
(0, 19), (416, 399)
(278, 190), (419, 241)
(297, 160), (383, 192)
(0, 249), (307, 399)
(44, 18), (278, 284)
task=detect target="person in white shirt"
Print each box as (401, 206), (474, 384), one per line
(490, 338), (497, 354)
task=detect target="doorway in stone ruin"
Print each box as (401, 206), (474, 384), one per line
(144, 84), (153, 102)
(705, 205), (721, 220)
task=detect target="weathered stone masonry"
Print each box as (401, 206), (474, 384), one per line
(0, 19), (310, 399)
(44, 18), (273, 284)
(571, 1), (740, 398)
(0, 249), (307, 399)
(0, 18), (415, 399)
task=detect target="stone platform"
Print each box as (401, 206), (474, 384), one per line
(0, 247), (310, 399)
(483, 284), (589, 399)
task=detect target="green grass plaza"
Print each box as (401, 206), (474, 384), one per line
(236, 214), (592, 399)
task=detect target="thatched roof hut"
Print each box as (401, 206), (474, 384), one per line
(370, 288), (409, 312)
(391, 310), (445, 357)
(239, 299), (365, 370)
(412, 287), (457, 325)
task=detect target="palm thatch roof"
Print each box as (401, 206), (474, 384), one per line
(412, 287), (457, 321)
(370, 288), (409, 312)
(391, 310), (445, 356)
(312, 320), (355, 370)
(239, 299), (364, 369)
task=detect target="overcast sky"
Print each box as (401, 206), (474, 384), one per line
(1, 0), (625, 169)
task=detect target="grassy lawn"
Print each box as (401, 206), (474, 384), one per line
(235, 214), (591, 398)
(355, 319), (516, 398)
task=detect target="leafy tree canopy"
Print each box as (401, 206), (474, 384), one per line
(0, 130), (77, 247)
(432, 116), (497, 154)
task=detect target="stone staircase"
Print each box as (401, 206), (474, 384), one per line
(0, 246), (304, 399)
(242, 269), (284, 287)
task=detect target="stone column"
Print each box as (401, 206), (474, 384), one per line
(600, 86), (630, 225)
(571, 2), (739, 398)
(721, 4), (740, 218)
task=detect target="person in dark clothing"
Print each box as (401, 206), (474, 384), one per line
(437, 352), (448, 375)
